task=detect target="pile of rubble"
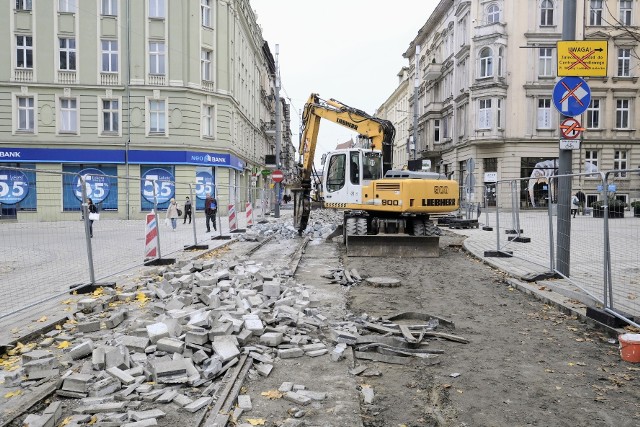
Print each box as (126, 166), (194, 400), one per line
(5, 256), (342, 426)
(239, 210), (341, 242)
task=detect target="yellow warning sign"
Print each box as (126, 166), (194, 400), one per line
(557, 40), (608, 77)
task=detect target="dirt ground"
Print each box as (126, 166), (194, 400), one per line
(232, 224), (640, 427)
(341, 230), (640, 427)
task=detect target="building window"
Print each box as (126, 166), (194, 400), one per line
(443, 116), (450, 139)
(585, 150), (598, 172)
(16, 35), (33, 69)
(590, 0), (603, 25)
(497, 47), (504, 77)
(540, 0), (554, 26)
(102, 99), (119, 133)
(497, 99), (503, 128)
(434, 119), (440, 143)
(101, 40), (118, 72)
(201, 49), (212, 81)
(620, 0), (632, 25)
(614, 150), (627, 177)
(59, 38), (76, 71)
(202, 105), (214, 137)
(479, 47), (493, 78)
(201, 0), (210, 27)
(17, 96), (34, 132)
(617, 48), (630, 77)
(537, 98), (552, 129)
(149, 99), (166, 134)
(149, 42), (166, 75)
(149, 0), (165, 18)
(615, 99), (630, 129)
(59, 98), (78, 133)
(538, 48), (553, 77)
(16, 0), (32, 11)
(478, 99), (492, 129)
(101, 0), (117, 16)
(58, 0), (76, 13)
(486, 3), (500, 23)
(586, 99), (600, 129)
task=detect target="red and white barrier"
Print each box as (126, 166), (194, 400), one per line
(246, 202), (253, 227)
(228, 203), (238, 232)
(145, 211), (158, 260)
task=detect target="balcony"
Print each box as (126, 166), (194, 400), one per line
(148, 74), (166, 86)
(201, 80), (214, 92)
(100, 73), (120, 86)
(423, 62), (442, 82)
(58, 70), (76, 85)
(13, 69), (33, 82)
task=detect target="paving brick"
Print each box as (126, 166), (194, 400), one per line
(78, 320), (101, 333)
(122, 420), (158, 427)
(172, 393), (194, 407)
(70, 340), (95, 360)
(211, 339), (240, 362)
(184, 396), (212, 412)
(278, 347), (304, 359)
(156, 338), (185, 354)
(283, 391), (311, 406)
(62, 374), (94, 393)
(88, 377), (121, 397)
(259, 332), (283, 347)
(255, 363), (273, 377)
(146, 323), (170, 344)
(105, 311), (125, 329)
(119, 336), (150, 353)
(185, 329), (209, 345)
(130, 409), (166, 421)
(74, 402), (127, 414)
(106, 366), (136, 385)
(297, 390), (327, 401)
(237, 394), (252, 410)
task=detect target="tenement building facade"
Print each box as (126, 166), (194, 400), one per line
(0, 0), (291, 220)
(379, 0), (639, 209)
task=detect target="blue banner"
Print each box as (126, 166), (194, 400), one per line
(74, 168), (111, 203)
(141, 167), (175, 204)
(0, 147), (245, 170)
(0, 169), (30, 205)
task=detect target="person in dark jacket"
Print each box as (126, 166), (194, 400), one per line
(205, 193), (217, 232)
(183, 196), (192, 224)
(86, 197), (98, 238)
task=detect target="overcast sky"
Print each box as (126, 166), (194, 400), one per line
(250, 0), (438, 164)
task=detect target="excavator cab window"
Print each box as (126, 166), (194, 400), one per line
(350, 151), (360, 185)
(363, 152), (383, 180)
(326, 154), (346, 193)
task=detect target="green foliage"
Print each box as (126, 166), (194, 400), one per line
(631, 200), (640, 208)
(591, 197), (628, 209)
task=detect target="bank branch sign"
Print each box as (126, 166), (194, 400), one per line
(557, 40), (608, 77)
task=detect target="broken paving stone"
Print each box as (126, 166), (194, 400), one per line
(130, 409), (166, 421)
(361, 385), (374, 404)
(364, 277), (401, 288)
(297, 390), (327, 401)
(283, 391), (311, 406)
(255, 363), (273, 377)
(237, 394), (252, 410)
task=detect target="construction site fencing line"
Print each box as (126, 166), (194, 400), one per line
(0, 166), (274, 320)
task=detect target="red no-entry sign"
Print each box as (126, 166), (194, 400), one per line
(272, 170), (284, 183)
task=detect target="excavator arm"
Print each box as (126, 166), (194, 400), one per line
(294, 93), (396, 234)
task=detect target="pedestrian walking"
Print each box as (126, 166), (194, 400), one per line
(183, 196), (192, 224)
(205, 192), (217, 232)
(571, 193), (580, 218)
(166, 198), (180, 231)
(86, 197), (98, 238)
(576, 190), (586, 215)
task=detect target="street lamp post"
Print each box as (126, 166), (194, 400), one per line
(412, 45), (421, 161)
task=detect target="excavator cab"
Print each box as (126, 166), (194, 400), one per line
(322, 149), (382, 207)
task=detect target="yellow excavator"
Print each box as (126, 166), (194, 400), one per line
(292, 93), (460, 256)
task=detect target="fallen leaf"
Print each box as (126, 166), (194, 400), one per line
(456, 389), (464, 393)
(555, 386), (562, 390)
(246, 419), (266, 426)
(57, 341), (71, 349)
(59, 417), (72, 426)
(568, 362), (575, 367)
(36, 316), (47, 322)
(260, 389), (282, 399)
(4, 390), (22, 398)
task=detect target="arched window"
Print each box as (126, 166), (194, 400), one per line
(479, 47), (493, 78)
(487, 3), (500, 23)
(541, 0), (554, 26)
